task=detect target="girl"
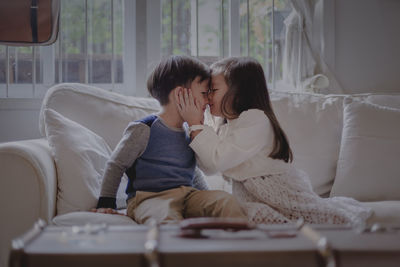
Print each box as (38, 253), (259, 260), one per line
(176, 57), (372, 226)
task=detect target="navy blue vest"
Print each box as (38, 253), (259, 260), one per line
(125, 115), (196, 199)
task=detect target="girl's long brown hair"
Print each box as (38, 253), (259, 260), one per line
(210, 57), (293, 163)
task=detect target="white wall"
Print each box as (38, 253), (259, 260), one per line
(0, 99), (42, 143)
(334, 0), (400, 93)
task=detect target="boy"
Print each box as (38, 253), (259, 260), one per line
(94, 55), (246, 224)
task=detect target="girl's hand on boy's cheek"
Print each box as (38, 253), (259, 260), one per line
(176, 88), (204, 126)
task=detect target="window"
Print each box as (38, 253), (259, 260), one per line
(0, 0), (291, 98)
(55, 0), (123, 85)
(0, 0), (124, 98)
(160, 0), (291, 86)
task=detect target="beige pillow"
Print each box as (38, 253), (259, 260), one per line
(44, 108), (128, 215)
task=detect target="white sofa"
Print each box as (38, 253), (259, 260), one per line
(1, 83), (400, 267)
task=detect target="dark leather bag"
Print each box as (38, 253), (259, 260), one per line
(0, 0), (60, 46)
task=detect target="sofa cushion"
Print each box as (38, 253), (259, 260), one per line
(52, 211), (136, 226)
(39, 83), (160, 149)
(270, 91), (345, 196)
(330, 99), (400, 201)
(44, 109), (129, 215)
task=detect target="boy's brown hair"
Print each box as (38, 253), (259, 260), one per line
(147, 55), (210, 105)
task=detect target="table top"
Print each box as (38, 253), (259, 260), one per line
(10, 223), (400, 267)
(23, 224), (400, 254)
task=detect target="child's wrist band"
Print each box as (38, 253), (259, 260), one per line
(189, 125), (205, 133)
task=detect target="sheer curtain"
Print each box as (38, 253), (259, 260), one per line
(282, 0), (343, 93)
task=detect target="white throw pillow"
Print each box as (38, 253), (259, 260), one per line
(330, 99), (400, 201)
(44, 108), (128, 215)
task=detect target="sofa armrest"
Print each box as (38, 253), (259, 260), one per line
(0, 138), (56, 267)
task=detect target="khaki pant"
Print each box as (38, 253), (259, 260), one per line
(127, 186), (246, 224)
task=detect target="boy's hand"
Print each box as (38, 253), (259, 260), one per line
(175, 87), (204, 126)
(90, 208), (127, 216)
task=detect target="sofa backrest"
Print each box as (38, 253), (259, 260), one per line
(39, 84), (400, 196)
(269, 90), (400, 196)
(39, 83), (160, 149)
(270, 91), (344, 196)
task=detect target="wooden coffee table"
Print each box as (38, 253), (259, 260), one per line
(9, 220), (400, 267)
